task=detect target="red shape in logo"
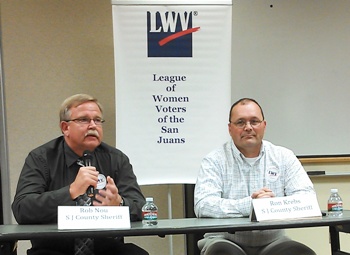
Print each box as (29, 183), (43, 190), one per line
(158, 27), (200, 46)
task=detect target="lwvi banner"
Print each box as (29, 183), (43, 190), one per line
(112, 0), (232, 184)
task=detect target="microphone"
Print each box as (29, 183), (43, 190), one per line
(83, 150), (92, 167)
(83, 150), (94, 198)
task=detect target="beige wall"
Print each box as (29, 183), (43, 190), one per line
(0, 0), (116, 207)
(1, 1), (350, 255)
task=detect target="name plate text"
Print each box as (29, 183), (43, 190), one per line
(250, 194), (321, 222)
(58, 206), (131, 229)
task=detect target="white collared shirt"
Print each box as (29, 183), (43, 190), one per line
(194, 139), (315, 246)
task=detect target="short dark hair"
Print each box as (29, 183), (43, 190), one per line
(229, 98), (264, 122)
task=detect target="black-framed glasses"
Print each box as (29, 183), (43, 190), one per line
(65, 117), (105, 126)
(230, 119), (263, 129)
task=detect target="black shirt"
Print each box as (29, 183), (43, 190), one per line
(12, 136), (146, 254)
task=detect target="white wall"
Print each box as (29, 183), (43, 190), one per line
(232, 0), (350, 156)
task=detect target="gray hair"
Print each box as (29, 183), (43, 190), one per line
(59, 94), (104, 121)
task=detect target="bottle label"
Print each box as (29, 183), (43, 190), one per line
(328, 202), (343, 212)
(142, 212), (158, 220)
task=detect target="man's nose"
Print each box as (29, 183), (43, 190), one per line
(244, 121), (253, 130)
(88, 119), (97, 127)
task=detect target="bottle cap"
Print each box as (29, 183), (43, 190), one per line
(146, 197), (154, 202)
(331, 188), (338, 193)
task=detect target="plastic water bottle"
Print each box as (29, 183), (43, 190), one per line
(328, 188), (343, 217)
(142, 197), (158, 226)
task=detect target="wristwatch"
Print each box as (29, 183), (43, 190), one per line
(119, 196), (124, 206)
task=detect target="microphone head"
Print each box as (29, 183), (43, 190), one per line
(83, 150), (93, 167)
(83, 150), (93, 161)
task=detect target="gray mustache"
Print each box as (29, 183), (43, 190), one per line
(85, 130), (99, 138)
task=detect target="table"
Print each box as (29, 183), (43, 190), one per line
(1, 210), (350, 255)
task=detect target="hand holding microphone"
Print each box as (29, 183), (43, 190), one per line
(70, 150), (103, 202)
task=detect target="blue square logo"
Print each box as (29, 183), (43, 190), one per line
(147, 11), (199, 58)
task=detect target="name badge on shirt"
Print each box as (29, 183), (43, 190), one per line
(58, 206), (130, 229)
(250, 194), (322, 222)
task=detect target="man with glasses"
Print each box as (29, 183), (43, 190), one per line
(12, 94), (148, 255)
(194, 98), (316, 255)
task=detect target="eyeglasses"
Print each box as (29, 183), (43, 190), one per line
(65, 117), (105, 126)
(230, 119), (263, 129)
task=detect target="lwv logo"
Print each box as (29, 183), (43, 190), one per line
(147, 11), (200, 57)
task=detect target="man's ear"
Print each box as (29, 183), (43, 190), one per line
(60, 121), (69, 136)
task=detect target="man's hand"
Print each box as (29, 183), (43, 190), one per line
(251, 187), (275, 199)
(93, 176), (123, 206)
(69, 166), (99, 200)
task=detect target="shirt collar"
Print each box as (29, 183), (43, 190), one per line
(230, 139), (266, 159)
(63, 141), (81, 168)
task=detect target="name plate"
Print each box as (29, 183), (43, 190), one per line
(58, 206), (130, 229)
(250, 194), (321, 222)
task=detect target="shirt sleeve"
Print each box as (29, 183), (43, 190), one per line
(194, 154), (252, 218)
(12, 151), (75, 224)
(282, 149), (315, 196)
